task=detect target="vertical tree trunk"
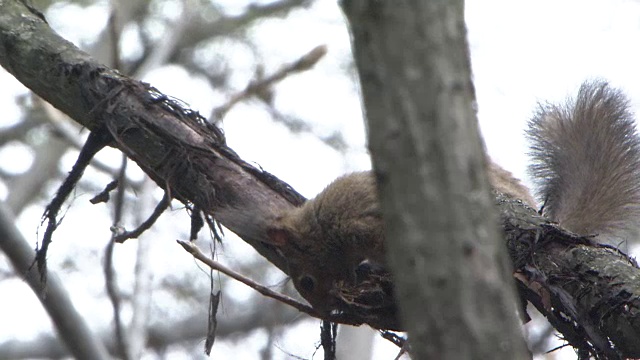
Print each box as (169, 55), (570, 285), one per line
(341, 1), (529, 359)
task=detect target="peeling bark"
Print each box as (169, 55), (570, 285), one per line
(500, 193), (640, 358)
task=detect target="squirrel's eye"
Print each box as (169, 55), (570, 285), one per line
(355, 259), (385, 282)
(355, 260), (374, 282)
(298, 275), (316, 293)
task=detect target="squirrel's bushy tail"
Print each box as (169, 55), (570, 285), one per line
(527, 80), (640, 245)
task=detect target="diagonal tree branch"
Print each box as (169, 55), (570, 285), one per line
(0, 0), (305, 275)
(0, 202), (110, 360)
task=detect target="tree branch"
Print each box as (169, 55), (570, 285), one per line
(0, 203), (110, 360)
(499, 193), (640, 358)
(177, 240), (315, 315)
(0, 0), (306, 276)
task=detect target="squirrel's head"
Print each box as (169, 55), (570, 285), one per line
(266, 223), (359, 314)
(265, 172), (385, 314)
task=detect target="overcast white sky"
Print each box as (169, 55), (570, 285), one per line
(1, 0), (640, 359)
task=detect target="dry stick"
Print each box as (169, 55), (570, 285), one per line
(38, 98), (144, 191)
(107, 11), (121, 71)
(46, 111), (124, 176)
(379, 329), (410, 358)
(114, 191), (171, 243)
(128, 181), (155, 360)
(177, 240), (366, 327)
(320, 320), (338, 360)
(177, 240), (316, 314)
(90, 180), (119, 204)
(211, 44), (328, 120)
(37, 126), (113, 282)
(205, 279), (220, 355)
(104, 153), (131, 360)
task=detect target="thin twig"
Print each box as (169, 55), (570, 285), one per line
(128, 179), (155, 359)
(90, 180), (119, 204)
(107, 11), (121, 70)
(37, 126), (112, 282)
(379, 330), (410, 359)
(104, 154), (131, 360)
(211, 45), (327, 121)
(205, 271), (220, 355)
(177, 240), (316, 315)
(321, 320), (337, 360)
(189, 205), (204, 240)
(177, 240), (368, 327)
(39, 98), (133, 182)
(114, 191), (171, 243)
(378, 330), (406, 348)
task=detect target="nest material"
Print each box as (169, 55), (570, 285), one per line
(332, 270), (401, 330)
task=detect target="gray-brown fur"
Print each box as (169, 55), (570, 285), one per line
(271, 171), (384, 313)
(271, 167), (533, 313)
(488, 160), (536, 207)
(527, 80), (640, 245)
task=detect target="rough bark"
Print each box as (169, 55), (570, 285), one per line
(341, 0), (530, 359)
(499, 193), (640, 358)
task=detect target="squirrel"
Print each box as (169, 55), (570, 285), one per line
(266, 80), (640, 314)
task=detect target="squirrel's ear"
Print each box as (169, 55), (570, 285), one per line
(265, 227), (291, 247)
